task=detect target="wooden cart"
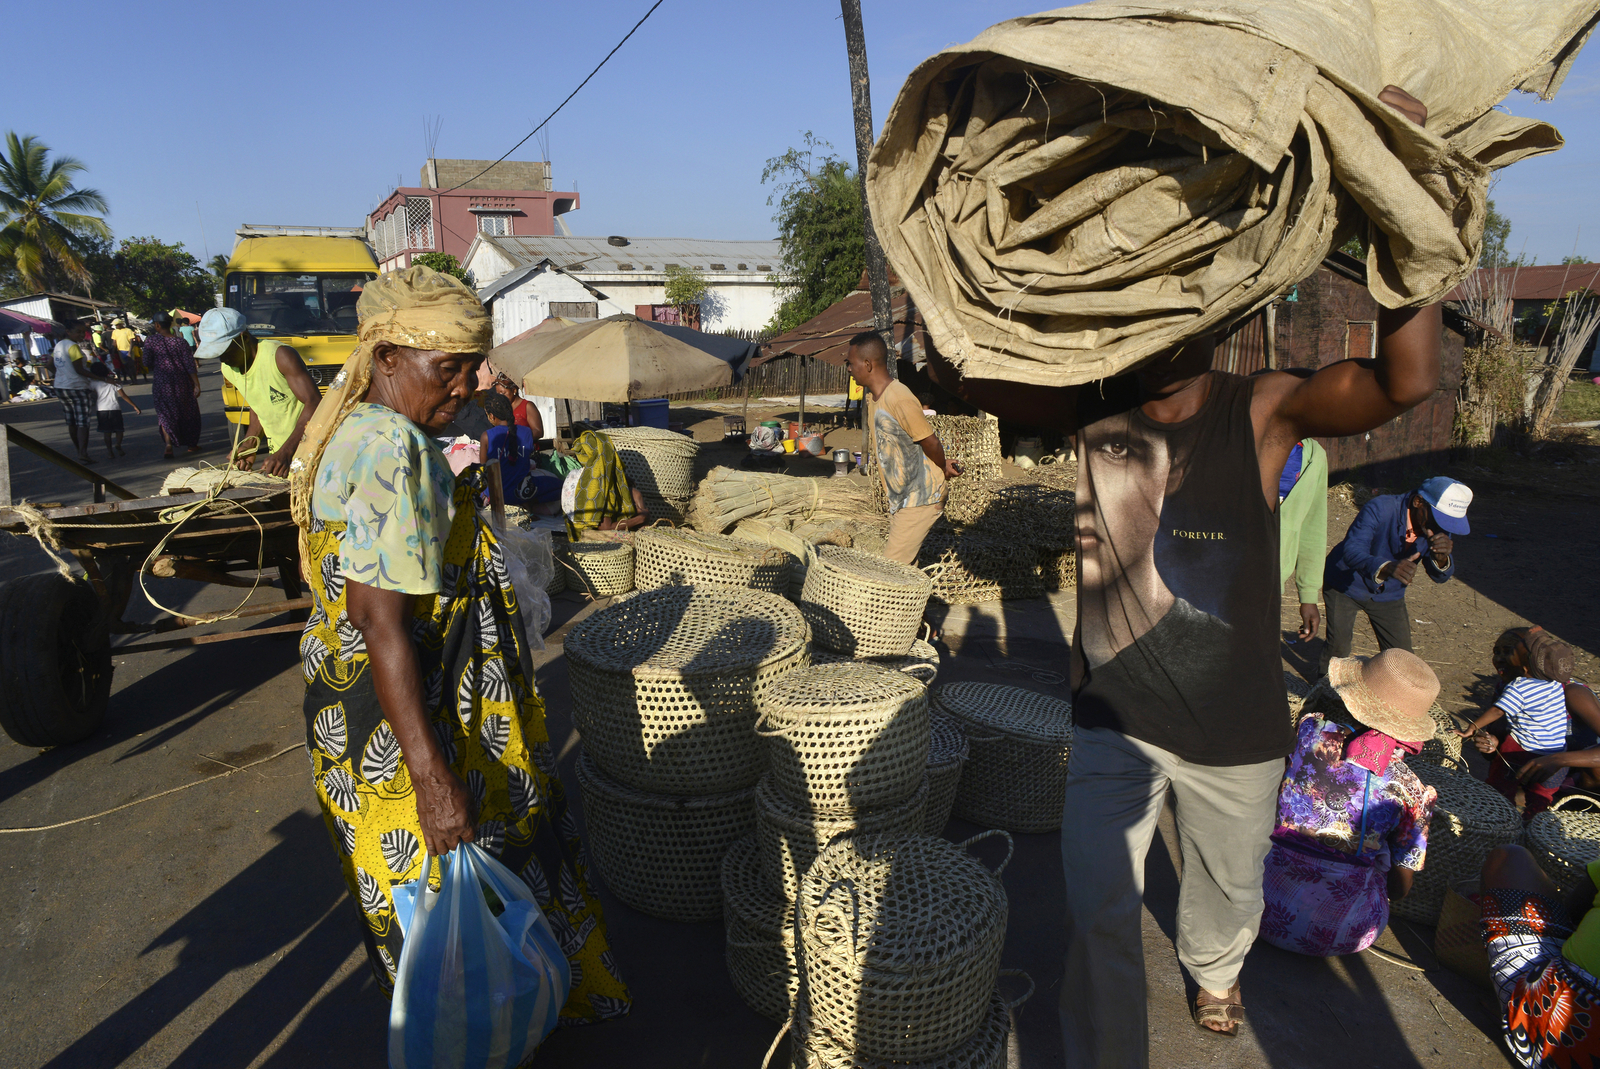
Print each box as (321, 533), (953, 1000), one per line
(0, 485), (306, 747)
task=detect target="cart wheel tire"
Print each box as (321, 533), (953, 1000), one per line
(0, 573), (113, 747)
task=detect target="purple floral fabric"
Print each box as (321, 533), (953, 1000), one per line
(146, 332), (200, 448)
(1260, 841), (1393, 955)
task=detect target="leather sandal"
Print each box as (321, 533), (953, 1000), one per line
(1193, 984), (1244, 1038)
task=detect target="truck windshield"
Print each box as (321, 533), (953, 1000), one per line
(225, 273), (376, 337)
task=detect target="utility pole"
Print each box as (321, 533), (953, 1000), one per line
(840, 0), (895, 379)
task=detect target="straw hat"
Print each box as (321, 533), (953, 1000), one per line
(1328, 649), (1439, 743)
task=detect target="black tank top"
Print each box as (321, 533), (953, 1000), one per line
(1072, 371), (1290, 765)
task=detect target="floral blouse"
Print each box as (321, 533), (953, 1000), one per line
(1273, 716), (1437, 871)
(311, 403), (455, 595)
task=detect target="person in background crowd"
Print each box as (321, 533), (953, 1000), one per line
(844, 331), (960, 566)
(1278, 437), (1328, 645)
(86, 360), (140, 458)
(1321, 476), (1471, 675)
(51, 323), (103, 463)
(128, 327), (146, 381)
(563, 430), (646, 538)
(1260, 649), (1438, 957)
(110, 317), (137, 379)
(144, 312), (203, 457)
(480, 391), (561, 513)
(845, 371), (865, 429)
(492, 372), (540, 433)
(6, 351), (31, 397)
(1461, 627), (1582, 818)
(173, 310), (198, 349)
(197, 307), (320, 477)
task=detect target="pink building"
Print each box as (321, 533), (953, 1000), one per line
(367, 158), (580, 273)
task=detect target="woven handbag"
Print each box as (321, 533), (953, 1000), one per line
(755, 775), (929, 898)
(799, 545), (932, 658)
(788, 977), (1031, 1069)
(1526, 797), (1600, 897)
(934, 682), (1074, 834)
(557, 540), (635, 598)
(798, 831), (1012, 1062)
(722, 836), (799, 1021)
(634, 528), (792, 594)
(1390, 761), (1523, 925)
(566, 584), (809, 795)
(925, 712), (971, 835)
(573, 749), (755, 922)
(756, 663), (930, 813)
(810, 638), (941, 687)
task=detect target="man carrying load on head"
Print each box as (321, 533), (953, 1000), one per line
(844, 331), (961, 566)
(198, 307), (322, 477)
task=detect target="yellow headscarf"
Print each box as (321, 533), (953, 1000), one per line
(288, 264), (492, 534)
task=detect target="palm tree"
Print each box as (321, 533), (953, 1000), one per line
(0, 133), (111, 293)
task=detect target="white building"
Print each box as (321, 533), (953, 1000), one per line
(463, 234), (784, 344)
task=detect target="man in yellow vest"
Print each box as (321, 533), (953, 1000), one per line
(195, 307), (321, 476)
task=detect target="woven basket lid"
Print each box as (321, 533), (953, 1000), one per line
(800, 832), (1006, 970)
(1406, 761), (1521, 830)
(565, 540), (631, 556)
(761, 661), (926, 720)
(639, 527), (786, 562)
(929, 711), (970, 768)
(814, 544), (932, 592)
(721, 835), (794, 939)
(566, 583), (806, 677)
(933, 681), (1073, 744)
(1528, 807), (1600, 870)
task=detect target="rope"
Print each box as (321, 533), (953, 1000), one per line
(5, 502), (75, 576)
(0, 743), (301, 834)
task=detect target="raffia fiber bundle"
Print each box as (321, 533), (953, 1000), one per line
(866, 1), (1595, 386)
(689, 467), (875, 534)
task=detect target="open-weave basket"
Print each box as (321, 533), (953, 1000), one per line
(789, 982), (1027, 1069)
(925, 712), (971, 835)
(545, 561), (566, 595)
(800, 545), (932, 658)
(634, 527), (791, 594)
(1527, 797), (1600, 898)
(603, 426), (699, 499)
(574, 749), (756, 922)
(756, 663), (930, 813)
(798, 831), (1012, 1062)
(1390, 761), (1523, 925)
(918, 524), (1045, 604)
(755, 775), (928, 898)
(810, 638), (941, 687)
(929, 415), (1002, 481)
(934, 682), (1073, 833)
(557, 540), (635, 598)
(722, 836), (798, 1021)
(566, 584), (809, 795)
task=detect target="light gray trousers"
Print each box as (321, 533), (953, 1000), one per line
(1058, 727), (1283, 1069)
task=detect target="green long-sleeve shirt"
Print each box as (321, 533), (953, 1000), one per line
(1279, 437), (1327, 604)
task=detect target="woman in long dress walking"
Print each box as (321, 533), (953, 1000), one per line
(144, 312), (202, 456)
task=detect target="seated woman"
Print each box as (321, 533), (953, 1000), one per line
(1480, 844), (1600, 1066)
(563, 429), (648, 539)
(1259, 649), (1439, 957)
(479, 391), (562, 514)
(288, 265), (630, 1027)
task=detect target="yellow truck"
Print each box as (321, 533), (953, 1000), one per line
(220, 225), (378, 425)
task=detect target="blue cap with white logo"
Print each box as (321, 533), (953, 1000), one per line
(1417, 476), (1472, 536)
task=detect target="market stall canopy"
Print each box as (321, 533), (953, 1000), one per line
(0, 309), (60, 334)
(489, 313), (733, 402)
(638, 319), (757, 380)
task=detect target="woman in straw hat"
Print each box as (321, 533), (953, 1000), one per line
(1256, 650), (1439, 960)
(289, 265), (630, 1025)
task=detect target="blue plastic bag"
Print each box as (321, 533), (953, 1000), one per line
(389, 843), (571, 1069)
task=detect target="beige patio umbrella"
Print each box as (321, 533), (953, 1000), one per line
(489, 313), (732, 401)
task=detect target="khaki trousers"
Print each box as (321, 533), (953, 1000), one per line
(1059, 727), (1283, 1069)
(882, 502), (942, 564)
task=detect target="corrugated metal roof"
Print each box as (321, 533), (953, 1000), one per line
(764, 287), (931, 367)
(478, 234), (782, 275)
(1445, 263), (1600, 302)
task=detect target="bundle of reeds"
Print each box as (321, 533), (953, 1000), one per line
(688, 467), (876, 534)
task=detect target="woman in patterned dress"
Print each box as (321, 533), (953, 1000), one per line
(144, 313), (202, 456)
(288, 265), (630, 1028)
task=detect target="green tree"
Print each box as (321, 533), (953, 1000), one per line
(208, 253), (230, 289)
(106, 237), (215, 315)
(762, 133), (865, 333)
(0, 133), (110, 293)
(1479, 199), (1537, 269)
(414, 251), (469, 283)
(663, 263), (707, 323)
(1561, 254), (1591, 265)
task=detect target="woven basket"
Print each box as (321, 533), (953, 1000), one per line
(800, 545), (932, 658)
(755, 775), (928, 898)
(557, 540), (635, 598)
(929, 415), (1002, 481)
(603, 426), (700, 500)
(1390, 761), (1523, 925)
(925, 712), (971, 835)
(574, 749), (756, 922)
(789, 981), (1027, 1069)
(934, 682), (1074, 834)
(917, 524), (1045, 605)
(733, 519), (813, 601)
(756, 663), (931, 813)
(722, 836), (799, 1021)
(1527, 797), (1600, 897)
(634, 527), (791, 594)
(545, 560), (566, 595)
(798, 831), (1011, 1062)
(810, 638), (941, 687)
(566, 584), (809, 795)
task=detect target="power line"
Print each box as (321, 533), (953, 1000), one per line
(439, 0), (667, 194)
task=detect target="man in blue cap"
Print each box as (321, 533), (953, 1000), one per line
(1321, 475), (1471, 674)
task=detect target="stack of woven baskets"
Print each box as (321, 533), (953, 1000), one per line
(788, 831), (1030, 1066)
(603, 426), (700, 524)
(934, 681), (1075, 834)
(798, 545), (932, 659)
(566, 583), (809, 922)
(634, 528), (791, 595)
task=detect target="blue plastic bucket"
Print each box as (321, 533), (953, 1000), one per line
(630, 398), (670, 428)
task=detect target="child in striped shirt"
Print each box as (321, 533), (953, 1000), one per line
(1460, 627), (1575, 816)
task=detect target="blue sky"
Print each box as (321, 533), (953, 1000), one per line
(16, 0), (1600, 266)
